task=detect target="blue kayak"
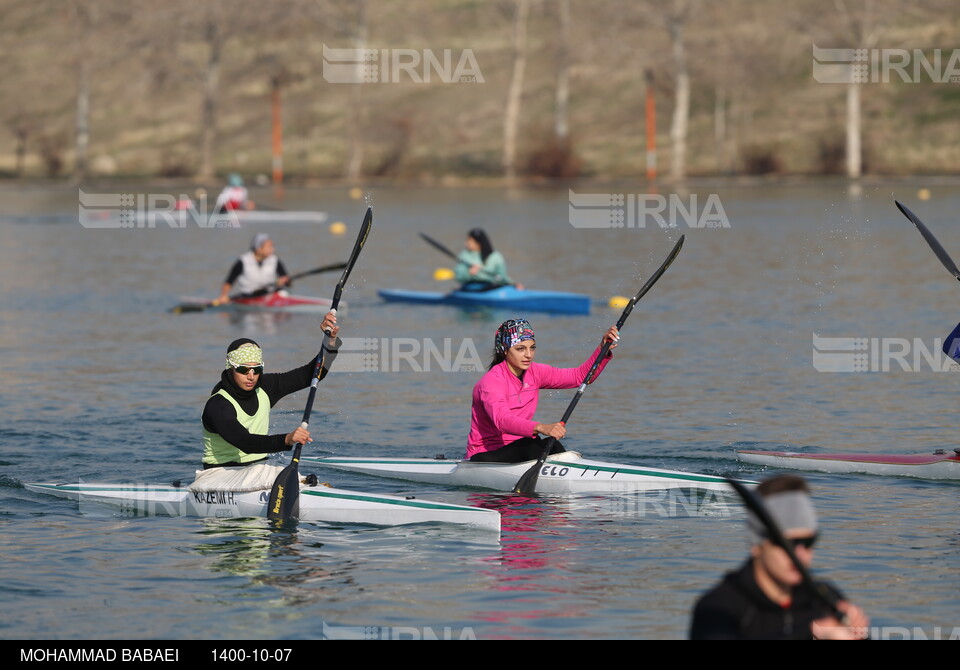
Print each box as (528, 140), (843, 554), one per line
(378, 286), (591, 315)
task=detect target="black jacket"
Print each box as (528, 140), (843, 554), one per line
(689, 559), (843, 640)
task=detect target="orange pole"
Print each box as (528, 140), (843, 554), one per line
(645, 69), (656, 182)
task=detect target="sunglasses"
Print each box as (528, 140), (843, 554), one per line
(783, 535), (818, 550)
(231, 364), (263, 375)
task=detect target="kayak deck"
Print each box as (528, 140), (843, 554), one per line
(378, 286), (591, 315)
(178, 293), (340, 314)
(24, 481), (500, 531)
(735, 449), (960, 480)
(302, 453), (749, 495)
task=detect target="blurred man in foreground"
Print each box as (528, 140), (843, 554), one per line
(690, 474), (869, 639)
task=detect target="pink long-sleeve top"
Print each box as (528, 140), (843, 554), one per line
(466, 346), (612, 458)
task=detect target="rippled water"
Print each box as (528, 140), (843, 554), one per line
(2, 180), (960, 640)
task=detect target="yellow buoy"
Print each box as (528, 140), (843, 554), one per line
(434, 267), (455, 281)
(329, 221), (347, 236)
(348, 187), (364, 200)
(609, 295), (629, 309)
(918, 188), (931, 201)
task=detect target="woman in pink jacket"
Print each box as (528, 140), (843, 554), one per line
(467, 319), (620, 462)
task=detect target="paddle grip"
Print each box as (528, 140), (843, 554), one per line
(324, 307), (338, 337)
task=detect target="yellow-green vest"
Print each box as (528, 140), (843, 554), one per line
(202, 388), (270, 465)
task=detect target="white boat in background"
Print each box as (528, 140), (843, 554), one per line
(302, 452), (750, 495)
(78, 208), (328, 229)
(736, 449), (960, 481)
(24, 480), (501, 531)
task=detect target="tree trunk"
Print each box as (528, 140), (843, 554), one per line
(846, 81), (862, 178)
(714, 85), (727, 174)
(503, 0), (529, 182)
(72, 2), (91, 180)
(346, 0), (368, 181)
(198, 18), (221, 180)
(668, 14), (689, 181)
(554, 0), (570, 143)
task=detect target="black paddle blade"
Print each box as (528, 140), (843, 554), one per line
(326, 208), (372, 335)
(617, 234), (685, 327)
(267, 455), (301, 521)
(419, 232), (458, 260)
(511, 438), (558, 495)
(170, 303), (206, 314)
(896, 200), (960, 282)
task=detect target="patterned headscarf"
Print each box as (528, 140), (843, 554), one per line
(495, 319), (535, 355)
(225, 338), (264, 369)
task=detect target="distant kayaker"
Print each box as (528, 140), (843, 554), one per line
(191, 316), (340, 492)
(689, 474), (870, 640)
(214, 173), (251, 213)
(216, 233), (291, 304)
(467, 318), (619, 463)
(454, 228), (524, 290)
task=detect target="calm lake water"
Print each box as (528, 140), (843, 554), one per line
(2, 179), (959, 641)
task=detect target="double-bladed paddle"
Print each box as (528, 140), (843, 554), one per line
(512, 235), (685, 495)
(724, 478), (847, 623)
(267, 207), (373, 521)
(419, 232), (513, 289)
(896, 200), (960, 360)
(170, 262), (348, 313)
(896, 200), (960, 281)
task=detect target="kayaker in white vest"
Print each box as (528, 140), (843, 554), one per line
(191, 314), (340, 492)
(217, 233), (290, 304)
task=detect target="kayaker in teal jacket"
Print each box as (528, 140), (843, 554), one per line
(454, 228), (523, 290)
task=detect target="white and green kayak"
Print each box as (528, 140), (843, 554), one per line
(302, 452), (749, 495)
(24, 480), (500, 532)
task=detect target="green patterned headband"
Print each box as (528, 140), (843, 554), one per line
(226, 344), (264, 369)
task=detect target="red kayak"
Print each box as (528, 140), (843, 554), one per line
(174, 292), (339, 314)
(736, 449), (960, 480)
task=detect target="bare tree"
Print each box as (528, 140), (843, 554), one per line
(503, 0), (530, 182)
(346, 0), (369, 181)
(554, 0), (570, 144)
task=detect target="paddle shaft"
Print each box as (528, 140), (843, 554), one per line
(171, 262), (348, 313)
(419, 232), (459, 260)
(268, 208), (372, 520)
(512, 235), (685, 495)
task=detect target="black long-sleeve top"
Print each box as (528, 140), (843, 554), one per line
(201, 343), (339, 456)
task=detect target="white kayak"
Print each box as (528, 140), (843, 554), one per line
(736, 449), (960, 481)
(79, 209), (328, 228)
(24, 480), (500, 531)
(301, 452), (750, 495)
